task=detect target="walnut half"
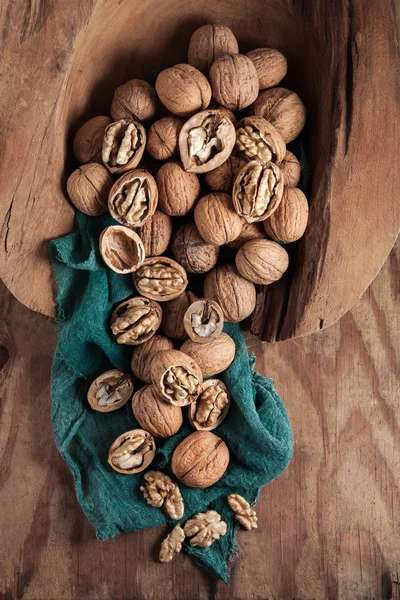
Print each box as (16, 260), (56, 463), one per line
(233, 160), (284, 223)
(189, 379), (230, 431)
(183, 299), (224, 344)
(108, 169), (158, 228)
(108, 429), (155, 474)
(110, 296), (162, 345)
(227, 494), (258, 530)
(102, 119), (146, 174)
(151, 349), (203, 407)
(134, 257), (188, 302)
(87, 369), (134, 413)
(140, 470), (184, 520)
(183, 510), (227, 547)
(100, 225), (145, 274)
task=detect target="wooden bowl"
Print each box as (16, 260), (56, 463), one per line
(0, 0), (399, 341)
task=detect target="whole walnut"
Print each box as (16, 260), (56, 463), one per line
(147, 116), (184, 161)
(251, 87), (306, 143)
(264, 187), (308, 243)
(172, 222), (220, 274)
(155, 64), (212, 116)
(132, 385), (183, 438)
(246, 48), (287, 90)
(160, 291), (198, 341)
(136, 210), (172, 257)
(156, 161), (200, 216)
(131, 334), (174, 383)
(209, 54), (259, 111)
(188, 24), (239, 73)
(204, 264), (256, 322)
(73, 116), (112, 164)
(180, 333), (236, 377)
(194, 192), (244, 246)
(204, 155), (246, 193)
(235, 239), (289, 284)
(111, 79), (157, 122)
(67, 163), (113, 215)
(280, 151), (302, 187)
(226, 221), (265, 250)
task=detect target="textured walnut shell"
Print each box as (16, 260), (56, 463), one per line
(203, 264), (256, 323)
(180, 332), (236, 376)
(184, 299), (224, 344)
(235, 239), (289, 284)
(188, 24), (239, 73)
(150, 349), (203, 407)
(160, 291), (198, 341)
(189, 379), (230, 431)
(73, 116), (112, 164)
(156, 161), (200, 216)
(209, 54), (259, 111)
(211, 105), (237, 126)
(204, 155), (246, 193)
(99, 225), (145, 274)
(171, 431), (230, 488)
(136, 210), (172, 257)
(194, 192), (244, 246)
(111, 296), (162, 345)
(102, 119), (146, 174)
(280, 151), (301, 187)
(66, 163), (113, 216)
(147, 116), (184, 161)
(226, 221), (265, 250)
(171, 222), (220, 274)
(134, 257), (188, 302)
(131, 334), (174, 383)
(179, 109), (236, 174)
(155, 64), (212, 116)
(264, 186), (309, 243)
(111, 79), (157, 122)
(132, 385), (183, 438)
(108, 429), (155, 474)
(250, 87), (306, 143)
(235, 116), (286, 165)
(246, 48), (287, 90)
(232, 160), (284, 223)
(108, 169), (158, 228)
(87, 370), (134, 413)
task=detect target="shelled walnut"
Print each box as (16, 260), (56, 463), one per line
(171, 222), (220, 275)
(181, 333), (236, 376)
(99, 225), (145, 274)
(235, 239), (289, 285)
(155, 64), (211, 116)
(233, 160), (284, 223)
(194, 192), (244, 246)
(189, 379), (230, 431)
(227, 494), (258, 530)
(183, 299), (224, 343)
(110, 296), (162, 345)
(235, 116), (286, 165)
(134, 257), (188, 302)
(108, 429), (155, 474)
(132, 386), (183, 438)
(188, 24), (238, 73)
(183, 510), (227, 547)
(73, 115), (112, 164)
(161, 291), (198, 341)
(131, 334), (174, 383)
(151, 349), (203, 407)
(102, 119), (146, 174)
(140, 470), (184, 520)
(159, 525), (185, 562)
(203, 264), (256, 323)
(87, 370), (134, 413)
(110, 79), (157, 122)
(172, 431), (229, 488)
(108, 169), (158, 228)
(147, 116), (184, 161)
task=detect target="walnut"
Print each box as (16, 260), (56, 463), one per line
(110, 79), (157, 122)
(180, 333), (236, 377)
(235, 239), (289, 284)
(246, 48), (287, 90)
(102, 119), (146, 174)
(159, 525), (185, 562)
(250, 87), (306, 143)
(134, 257), (188, 302)
(194, 192), (244, 246)
(209, 54), (259, 111)
(226, 221), (265, 250)
(204, 155), (246, 193)
(110, 296), (162, 345)
(280, 151), (301, 187)
(203, 264), (256, 323)
(189, 379), (230, 431)
(171, 222), (220, 274)
(108, 169), (158, 228)
(188, 24), (239, 73)
(87, 370), (134, 413)
(108, 429), (155, 474)
(136, 210), (172, 257)
(151, 349), (203, 407)
(183, 299), (224, 343)
(160, 291), (198, 341)
(233, 160), (284, 223)
(132, 385), (183, 438)
(140, 470), (184, 519)
(264, 186), (308, 243)
(210, 105), (237, 125)
(131, 334), (174, 383)
(172, 431), (229, 488)
(67, 163), (113, 216)
(183, 510), (227, 547)
(227, 494), (258, 530)
(147, 116), (184, 161)
(235, 116), (286, 165)
(155, 64), (211, 116)
(156, 161), (200, 216)
(73, 115), (112, 164)
(99, 225), (145, 274)
(179, 109), (236, 174)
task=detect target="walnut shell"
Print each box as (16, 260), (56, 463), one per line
(147, 116), (184, 161)
(280, 151), (301, 187)
(134, 257), (188, 302)
(235, 116), (286, 165)
(131, 334), (174, 383)
(108, 169), (158, 228)
(204, 155), (246, 193)
(67, 163), (113, 216)
(156, 161), (200, 216)
(102, 119), (146, 174)
(180, 332), (236, 376)
(99, 225), (145, 274)
(111, 79), (157, 122)
(235, 239), (289, 284)
(132, 385), (183, 438)
(209, 54), (259, 111)
(136, 210), (172, 257)
(160, 291), (198, 341)
(188, 379), (230, 430)
(250, 87), (306, 143)
(87, 370), (134, 413)
(111, 296), (162, 345)
(188, 24), (239, 73)
(233, 160), (284, 223)
(171, 222), (220, 274)
(246, 48), (287, 90)
(183, 299), (224, 344)
(108, 429), (155, 474)
(211, 105), (237, 125)
(226, 221), (265, 249)
(150, 349), (203, 407)
(171, 431), (229, 488)
(73, 116), (112, 164)
(264, 186), (309, 243)
(194, 192), (244, 246)
(155, 64), (212, 116)
(203, 264), (256, 323)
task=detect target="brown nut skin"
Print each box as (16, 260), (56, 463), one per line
(171, 431), (230, 488)
(184, 299), (224, 344)
(235, 116), (286, 165)
(204, 155), (246, 193)
(108, 429), (156, 474)
(188, 24), (239, 73)
(150, 349), (203, 407)
(131, 334), (174, 383)
(67, 163), (113, 216)
(235, 239), (289, 284)
(189, 379), (230, 431)
(108, 169), (158, 228)
(132, 385), (183, 438)
(99, 225), (145, 274)
(209, 54), (259, 111)
(232, 160), (284, 223)
(250, 87), (306, 143)
(194, 192), (244, 246)
(203, 264), (256, 323)
(280, 151), (301, 187)
(264, 186), (309, 243)
(102, 119), (146, 174)
(156, 161), (200, 216)
(155, 64), (212, 116)
(73, 116), (112, 164)
(246, 48), (287, 90)
(171, 222), (220, 275)
(134, 257), (188, 302)
(111, 296), (162, 345)
(136, 210), (172, 257)
(180, 333), (236, 376)
(111, 79), (157, 122)
(160, 291), (198, 341)
(87, 370), (134, 413)
(226, 221), (265, 250)
(147, 117), (184, 161)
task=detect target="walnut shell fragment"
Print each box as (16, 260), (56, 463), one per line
(203, 264), (256, 323)
(110, 296), (162, 345)
(188, 24), (239, 73)
(189, 379), (230, 431)
(264, 186), (309, 243)
(227, 494), (258, 530)
(156, 161), (200, 216)
(233, 160), (284, 223)
(180, 333), (236, 376)
(172, 431), (229, 488)
(134, 257), (188, 302)
(141, 470), (184, 520)
(161, 291), (198, 341)
(194, 192), (244, 246)
(87, 370), (134, 413)
(111, 79), (157, 122)
(280, 151), (301, 187)
(132, 385), (183, 438)
(246, 48), (287, 90)
(209, 54), (259, 111)
(108, 169), (158, 228)
(235, 116), (286, 165)
(131, 334), (174, 383)
(155, 64), (211, 116)
(151, 349), (203, 407)
(250, 87), (306, 143)
(136, 210), (172, 257)
(99, 225), (145, 274)
(159, 525), (185, 563)
(67, 163), (113, 216)
(73, 115), (112, 164)
(171, 222), (220, 275)
(102, 119), (146, 174)
(108, 429), (155, 474)
(184, 299), (224, 343)
(235, 239), (289, 284)
(147, 116), (184, 161)
(183, 510), (227, 547)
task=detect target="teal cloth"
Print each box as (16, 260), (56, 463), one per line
(49, 213), (293, 582)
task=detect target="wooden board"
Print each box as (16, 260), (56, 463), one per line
(0, 0), (399, 341)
